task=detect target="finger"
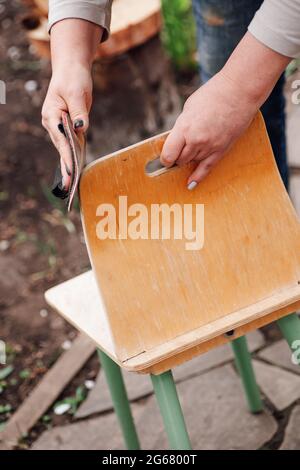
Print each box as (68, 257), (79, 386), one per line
(68, 91), (90, 133)
(43, 109), (73, 170)
(59, 156), (69, 190)
(187, 152), (221, 188)
(193, 148), (210, 162)
(48, 128), (72, 190)
(160, 126), (185, 167)
(176, 143), (199, 167)
(46, 119), (73, 189)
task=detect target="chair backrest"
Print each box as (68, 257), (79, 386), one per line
(79, 113), (300, 363)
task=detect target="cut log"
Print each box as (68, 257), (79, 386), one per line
(32, 0), (48, 16)
(26, 0), (162, 59)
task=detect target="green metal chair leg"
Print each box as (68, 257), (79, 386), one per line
(231, 336), (263, 414)
(97, 350), (140, 450)
(277, 313), (300, 365)
(151, 370), (192, 450)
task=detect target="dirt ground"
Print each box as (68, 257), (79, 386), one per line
(0, 0), (197, 441)
(2, 0), (297, 448)
(0, 0), (91, 433)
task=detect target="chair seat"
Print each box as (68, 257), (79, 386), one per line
(45, 270), (116, 359)
(45, 270), (300, 374)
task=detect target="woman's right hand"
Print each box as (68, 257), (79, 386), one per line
(42, 63), (92, 189)
(41, 19), (102, 189)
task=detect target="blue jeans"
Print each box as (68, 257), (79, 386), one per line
(192, 0), (289, 188)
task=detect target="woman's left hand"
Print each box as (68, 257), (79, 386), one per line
(160, 70), (257, 189)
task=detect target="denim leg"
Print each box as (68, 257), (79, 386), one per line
(192, 0), (289, 188)
(261, 75), (288, 189)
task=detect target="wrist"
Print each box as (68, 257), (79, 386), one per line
(217, 68), (262, 112)
(50, 19), (102, 71)
(52, 57), (93, 75)
(219, 32), (290, 110)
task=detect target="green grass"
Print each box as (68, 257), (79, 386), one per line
(161, 0), (197, 70)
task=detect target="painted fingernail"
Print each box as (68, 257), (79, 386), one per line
(65, 163), (71, 176)
(74, 119), (84, 130)
(187, 181), (198, 190)
(51, 175), (68, 200)
(58, 122), (66, 136)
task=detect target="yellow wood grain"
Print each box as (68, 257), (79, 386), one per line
(45, 271), (300, 373)
(144, 301), (300, 374)
(79, 113), (300, 363)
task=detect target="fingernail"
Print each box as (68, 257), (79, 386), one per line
(58, 122), (66, 136)
(187, 181), (198, 190)
(51, 174), (68, 200)
(74, 119), (84, 130)
(65, 163), (71, 176)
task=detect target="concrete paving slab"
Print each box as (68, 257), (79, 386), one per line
(137, 365), (277, 450)
(32, 412), (127, 450)
(280, 405), (300, 450)
(258, 339), (300, 375)
(253, 360), (300, 411)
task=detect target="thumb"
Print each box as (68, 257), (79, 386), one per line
(67, 94), (89, 133)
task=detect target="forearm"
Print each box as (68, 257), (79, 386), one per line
(51, 19), (102, 71)
(48, 0), (112, 41)
(161, 32), (291, 185)
(220, 31), (291, 110)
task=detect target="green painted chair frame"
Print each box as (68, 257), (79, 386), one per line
(97, 313), (300, 450)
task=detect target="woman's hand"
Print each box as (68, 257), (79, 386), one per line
(160, 71), (257, 189)
(161, 32), (290, 189)
(42, 19), (101, 189)
(42, 63), (92, 188)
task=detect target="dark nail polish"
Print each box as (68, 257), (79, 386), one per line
(51, 165), (68, 200)
(58, 122), (66, 136)
(74, 119), (84, 130)
(51, 181), (68, 200)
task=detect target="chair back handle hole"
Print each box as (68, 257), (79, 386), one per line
(145, 157), (176, 177)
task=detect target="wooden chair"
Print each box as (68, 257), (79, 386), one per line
(45, 113), (300, 449)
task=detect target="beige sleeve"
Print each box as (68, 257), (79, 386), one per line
(48, 0), (113, 42)
(248, 0), (300, 58)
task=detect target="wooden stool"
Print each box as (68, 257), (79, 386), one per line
(45, 113), (300, 449)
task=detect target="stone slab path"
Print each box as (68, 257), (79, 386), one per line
(32, 329), (300, 450)
(33, 364), (278, 450)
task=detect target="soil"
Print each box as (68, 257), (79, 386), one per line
(0, 0), (196, 441)
(0, 0), (92, 432)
